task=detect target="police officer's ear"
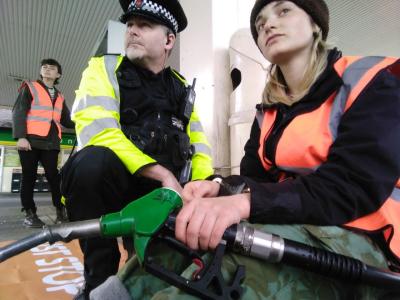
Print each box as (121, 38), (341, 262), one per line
(165, 33), (176, 51)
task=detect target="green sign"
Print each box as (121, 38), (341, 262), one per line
(60, 134), (76, 146)
(0, 127), (75, 147)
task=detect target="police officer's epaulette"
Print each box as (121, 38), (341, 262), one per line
(170, 69), (187, 86)
(93, 53), (121, 58)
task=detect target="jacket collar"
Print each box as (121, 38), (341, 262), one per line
(257, 48), (343, 111)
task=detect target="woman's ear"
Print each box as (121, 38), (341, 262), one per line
(312, 24), (321, 37)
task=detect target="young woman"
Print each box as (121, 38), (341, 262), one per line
(174, 0), (400, 298)
(91, 1), (400, 298)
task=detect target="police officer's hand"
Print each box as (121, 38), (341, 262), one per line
(17, 138), (32, 151)
(175, 193), (250, 251)
(139, 164), (182, 193)
(182, 180), (220, 203)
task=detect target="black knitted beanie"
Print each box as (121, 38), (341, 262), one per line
(250, 0), (329, 42)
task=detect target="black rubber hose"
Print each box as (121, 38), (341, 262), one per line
(0, 229), (51, 262)
(165, 215), (400, 289)
(0, 220), (100, 263)
(283, 238), (400, 289)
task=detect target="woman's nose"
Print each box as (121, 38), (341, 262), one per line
(263, 16), (278, 33)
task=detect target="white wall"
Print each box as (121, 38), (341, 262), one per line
(179, 0), (256, 175)
(107, 20), (126, 55)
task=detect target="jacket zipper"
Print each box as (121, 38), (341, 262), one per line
(264, 105), (286, 165)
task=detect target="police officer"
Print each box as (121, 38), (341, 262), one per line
(61, 0), (213, 298)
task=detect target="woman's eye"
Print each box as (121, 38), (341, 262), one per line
(280, 8), (290, 16)
(257, 23), (265, 32)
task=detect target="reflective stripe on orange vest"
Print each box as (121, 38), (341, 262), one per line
(257, 56), (400, 260)
(25, 81), (64, 139)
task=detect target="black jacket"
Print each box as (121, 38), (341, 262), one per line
(117, 58), (187, 125)
(239, 49), (400, 226)
(12, 80), (75, 150)
(116, 58), (190, 175)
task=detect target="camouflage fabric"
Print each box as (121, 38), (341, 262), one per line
(118, 224), (398, 299)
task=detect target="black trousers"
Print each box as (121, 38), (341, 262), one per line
(18, 148), (61, 211)
(60, 146), (160, 290)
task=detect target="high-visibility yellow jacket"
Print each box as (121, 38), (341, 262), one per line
(72, 55), (213, 179)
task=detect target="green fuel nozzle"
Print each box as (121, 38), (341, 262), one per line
(100, 187), (182, 264)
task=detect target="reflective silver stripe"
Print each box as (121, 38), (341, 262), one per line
(30, 105), (61, 119)
(329, 56), (386, 140)
(25, 82), (40, 105)
(391, 187), (400, 202)
(29, 105), (54, 111)
(278, 165), (319, 176)
(104, 55), (120, 100)
(27, 116), (52, 123)
(72, 96), (120, 115)
(78, 117), (120, 146)
(190, 121), (204, 132)
(256, 110), (264, 128)
(192, 143), (212, 156)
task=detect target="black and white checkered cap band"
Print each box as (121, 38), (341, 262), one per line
(128, 0), (179, 33)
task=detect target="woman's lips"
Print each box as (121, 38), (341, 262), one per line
(266, 34), (283, 46)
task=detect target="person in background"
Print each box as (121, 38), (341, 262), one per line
(60, 0), (213, 298)
(12, 58), (74, 228)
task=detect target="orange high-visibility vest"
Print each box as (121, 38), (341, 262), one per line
(257, 56), (400, 260)
(25, 81), (64, 139)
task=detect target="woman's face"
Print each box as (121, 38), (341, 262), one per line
(255, 1), (316, 64)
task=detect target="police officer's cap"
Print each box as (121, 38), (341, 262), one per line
(119, 0), (188, 34)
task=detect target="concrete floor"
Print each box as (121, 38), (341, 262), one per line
(0, 192), (57, 242)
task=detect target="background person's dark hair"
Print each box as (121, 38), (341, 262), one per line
(40, 58), (62, 85)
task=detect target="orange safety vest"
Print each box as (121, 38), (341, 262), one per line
(25, 81), (64, 139)
(257, 56), (400, 260)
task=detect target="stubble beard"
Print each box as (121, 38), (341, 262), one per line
(125, 47), (145, 64)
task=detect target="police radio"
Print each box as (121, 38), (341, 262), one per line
(181, 78), (196, 120)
